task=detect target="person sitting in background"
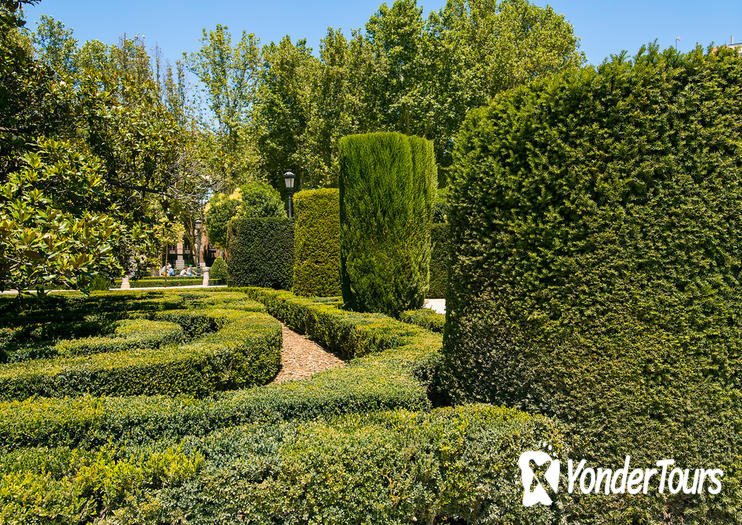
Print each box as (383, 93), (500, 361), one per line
(160, 264), (168, 276)
(167, 264), (174, 276)
(186, 265), (195, 276)
(179, 268), (188, 276)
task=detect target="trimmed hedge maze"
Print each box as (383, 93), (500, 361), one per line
(0, 288), (566, 522)
(0, 292), (281, 400)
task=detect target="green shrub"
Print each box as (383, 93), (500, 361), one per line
(0, 308), (281, 400)
(0, 444), (203, 523)
(442, 46), (742, 520)
(85, 274), (113, 291)
(227, 217), (294, 289)
(428, 223), (449, 298)
(0, 405), (566, 524)
(292, 188), (341, 297)
(400, 308), (445, 333)
(204, 193), (242, 249)
(0, 288), (436, 450)
(339, 132), (436, 316)
(54, 319), (184, 357)
(239, 181), (286, 218)
(209, 256), (228, 281)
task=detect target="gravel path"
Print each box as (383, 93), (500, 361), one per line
(271, 323), (345, 384)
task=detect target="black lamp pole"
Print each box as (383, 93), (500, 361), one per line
(284, 171), (296, 218)
(195, 219), (202, 269)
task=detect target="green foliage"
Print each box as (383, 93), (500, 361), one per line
(432, 186), (448, 223)
(54, 319), (184, 357)
(227, 217), (294, 289)
(209, 256), (228, 281)
(292, 188), (341, 296)
(0, 405), (566, 523)
(204, 192), (242, 249)
(339, 132), (436, 316)
(206, 183), (286, 249)
(239, 181), (286, 218)
(0, 287), (436, 450)
(252, 0), (581, 189)
(0, 140), (126, 295)
(428, 222), (449, 298)
(400, 308), (445, 333)
(0, 444), (204, 523)
(185, 24), (262, 182)
(443, 45), (742, 521)
(0, 301), (281, 400)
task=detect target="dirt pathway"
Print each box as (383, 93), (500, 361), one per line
(271, 323), (345, 384)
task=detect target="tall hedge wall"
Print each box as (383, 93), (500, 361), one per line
(442, 46), (742, 521)
(428, 223), (449, 299)
(339, 132), (436, 317)
(293, 188), (341, 297)
(227, 217), (294, 290)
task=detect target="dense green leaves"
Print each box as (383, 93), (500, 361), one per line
(227, 217), (294, 289)
(0, 140), (125, 294)
(443, 45), (742, 521)
(428, 222), (449, 299)
(340, 132), (436, 316)
(205, 182), (285, 249)
(292, 188), (341, 297)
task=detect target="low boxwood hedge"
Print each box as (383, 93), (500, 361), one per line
(0, 405), (567, 524)
(0, 308), (281, 400)
(0, 288), (438, 450)
(400, 308), (445, 333)
(54, 319), (184, 357)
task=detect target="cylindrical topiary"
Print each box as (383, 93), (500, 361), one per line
(293, 188), (341, 297)
(442, 47), (742, 520)
(339, 132), (436, 317)
(227, 217), (294, 289)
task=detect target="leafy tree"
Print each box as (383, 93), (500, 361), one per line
(185, 25), (262, 184)
(239, 181), (285, 218)
(0, 139), (125, 296)
(205, 182), (285, 249)
(205, 190), (242, 249)
(253, 36), (318, 192)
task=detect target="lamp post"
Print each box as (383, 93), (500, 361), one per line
(284, 170), (296, 218)
(195, 219), (202, 270)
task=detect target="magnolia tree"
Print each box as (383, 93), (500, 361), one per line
(0, 141), (125, 297)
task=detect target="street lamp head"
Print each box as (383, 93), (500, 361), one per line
(195, 219), (202, 230)
(283, 171), (296, 190)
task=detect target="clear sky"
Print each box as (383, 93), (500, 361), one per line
(22, 0), (742, 67)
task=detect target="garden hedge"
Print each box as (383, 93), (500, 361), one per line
(0, 288), (439, 450)
(292, 188), (341, 297)
(339, 132), (436, 316)
(400, 308), (445, 333)
(209, 256), (228, 281)
(0, 293), (281, 400)
(442, 46), (742, 521)
(0, 405), (567, 524)
(428, 223), (449, 298)
(54, 319), (184, 357)
(227, 217), (294, 289)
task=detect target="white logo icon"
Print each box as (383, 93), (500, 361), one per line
(519, 445), (560, 507)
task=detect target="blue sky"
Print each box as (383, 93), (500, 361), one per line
(23, 0), (742, 66)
